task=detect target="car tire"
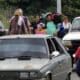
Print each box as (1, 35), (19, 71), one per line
(46, 73), (52, 80)
(66, 73), (71, 80)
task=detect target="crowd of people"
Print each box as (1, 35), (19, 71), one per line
(0, 8), (72, 38)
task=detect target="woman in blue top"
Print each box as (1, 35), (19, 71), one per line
(46, 14), (58, 36)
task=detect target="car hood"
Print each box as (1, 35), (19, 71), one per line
(0, 58), (49, 71)
(63, 32), (80, 40)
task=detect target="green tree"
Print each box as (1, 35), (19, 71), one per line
(62, 0), (80, 20)
(5, 0), (56, 15)
(1, 0), (80, 21)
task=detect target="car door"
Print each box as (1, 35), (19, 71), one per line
(46, 38), (63, 80)
(50, 38), (72, 80)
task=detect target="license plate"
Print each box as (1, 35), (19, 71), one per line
(20, 72), (29, 78)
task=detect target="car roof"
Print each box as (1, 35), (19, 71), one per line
(0, 34), (51, 39)
(73, 17), (80, 20)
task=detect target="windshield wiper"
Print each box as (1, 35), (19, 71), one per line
(0, 57), (5, 60)
(18, 56), (31, 60)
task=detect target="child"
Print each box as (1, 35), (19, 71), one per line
(35, 23), (46, 34)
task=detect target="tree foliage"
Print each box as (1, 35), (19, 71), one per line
(5, 0), (56, 15)
(0, 0), (80, 19)
(62, 0), (80, 20)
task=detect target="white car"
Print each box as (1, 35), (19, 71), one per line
(63, 17), (80, 63)
(0, 34), (72, 80)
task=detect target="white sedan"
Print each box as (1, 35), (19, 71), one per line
(0, 34), (72, 80)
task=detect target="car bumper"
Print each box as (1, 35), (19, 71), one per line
(0, 71), (44, 80)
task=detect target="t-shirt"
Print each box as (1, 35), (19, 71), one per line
(63, 22), (72, 29)
(35, 29), (46, 34)
(46, 21), (57, 35)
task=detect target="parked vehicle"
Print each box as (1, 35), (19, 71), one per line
(0, 21), (6, 36)
(63, 17), (80, 64)
(0, 34), (72, 80)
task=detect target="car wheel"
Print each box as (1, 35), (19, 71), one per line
(66, 73), (71, 80)
(46, 73), (52, 80)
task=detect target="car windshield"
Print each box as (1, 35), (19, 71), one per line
(0, 38), (48, 58)
(71, 18), (80, 31)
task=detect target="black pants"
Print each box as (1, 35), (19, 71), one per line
(76, 57), (80, 77)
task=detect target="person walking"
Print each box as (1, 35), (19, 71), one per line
(31, 15), (42, 34)
(35, 23), (46, 34)
(62, 16), (72, 34)
(18, 9), (31, 34)
(46, 14), (58, 36)
(9, 9), (31, 34)
(74, 47), (80, 76)
(9, 9), (22, 34)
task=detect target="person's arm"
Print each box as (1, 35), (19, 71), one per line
(27, 18), (32, 34)
(53, 23), (59, 36)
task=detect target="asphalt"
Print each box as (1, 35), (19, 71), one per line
(71, 72), (80, 80)
(71, 64), (80, 80)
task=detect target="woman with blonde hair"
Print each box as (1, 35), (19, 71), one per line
(62, 16), (72, 34)
(18, 8), (31, 34)
(9, 8), (31, 34)
(9, 9), (22, 34)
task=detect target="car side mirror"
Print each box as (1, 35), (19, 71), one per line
(51, 51), (60, 57)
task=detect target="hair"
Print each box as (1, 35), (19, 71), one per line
(63, 16), (68, 20)
(14, 8), (23, 16)
(36, 15), (41, 18)
(18, 8), (23, 15)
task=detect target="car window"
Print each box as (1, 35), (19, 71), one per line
(47, 39), (55, 54)
(0, 38), (48, 58)
(71, 18), (80, 31)
(51, 38), (64, 54)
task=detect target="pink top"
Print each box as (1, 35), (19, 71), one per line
(35, 29), (46, 34)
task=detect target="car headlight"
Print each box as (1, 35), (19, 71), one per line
(63, 40), (72, 47)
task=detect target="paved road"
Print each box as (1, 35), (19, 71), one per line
(71, 64), (80, 80)
(71, 72), (80, 80)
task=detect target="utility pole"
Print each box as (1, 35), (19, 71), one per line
(57, 0), (62, 14)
